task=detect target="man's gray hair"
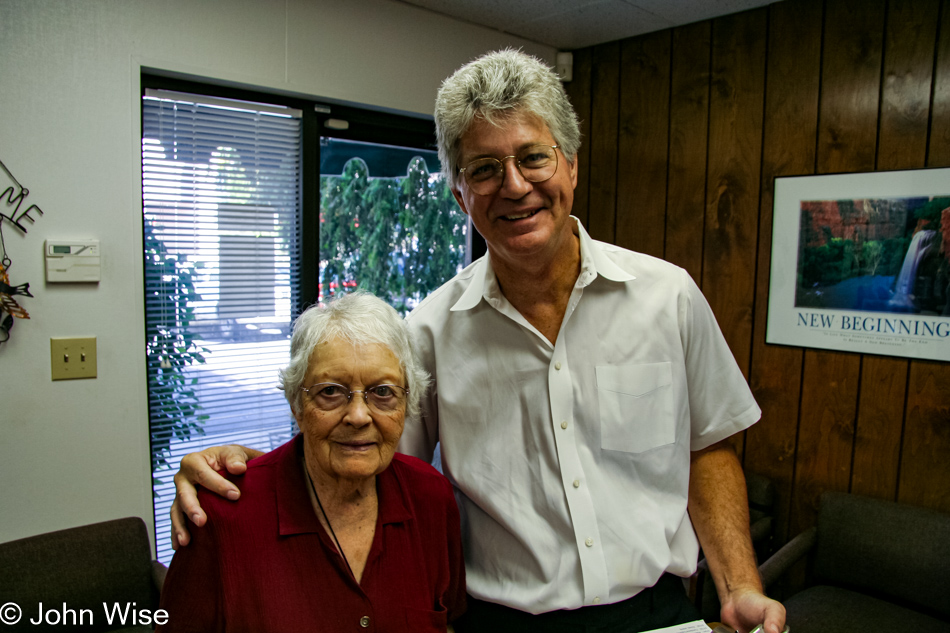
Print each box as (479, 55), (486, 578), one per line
(435, 48), (581, 186)
(279, 292), (429, 418)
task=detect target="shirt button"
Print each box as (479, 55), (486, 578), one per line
(593, 597), (601, 604)
(573, 479), (580, 488)
(555, 361), (562, 370)
(359, 615), (370, 627)
(561, 421), (568, 429)
(585, 537), (594, 547)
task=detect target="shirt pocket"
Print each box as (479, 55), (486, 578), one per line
(596, 362), (674, 453)
(402, 607), (447, 632)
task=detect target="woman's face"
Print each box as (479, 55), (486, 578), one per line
(296, 336), (406, 484)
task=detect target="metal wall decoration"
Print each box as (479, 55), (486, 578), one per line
(0, 158), (44, 347)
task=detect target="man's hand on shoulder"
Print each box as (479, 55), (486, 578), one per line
(170, 444), (265, 549)
(721, 587), (786, 633)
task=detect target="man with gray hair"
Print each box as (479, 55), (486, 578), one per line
(172, 49), (786, 633)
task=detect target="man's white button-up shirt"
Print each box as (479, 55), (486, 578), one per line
(400, 218), (761, 614)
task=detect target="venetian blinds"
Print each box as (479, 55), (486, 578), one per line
(142, 89), (302, 563)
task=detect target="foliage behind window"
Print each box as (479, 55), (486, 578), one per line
(319, 156), (467, 314)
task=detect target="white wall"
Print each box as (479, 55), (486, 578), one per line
(0, 0), (553, 547)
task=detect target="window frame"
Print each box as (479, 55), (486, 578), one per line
(142, 73), (488, 311)
(140, 73), (483, 559)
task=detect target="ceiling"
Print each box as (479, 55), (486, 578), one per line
(398, 0), (779, 50)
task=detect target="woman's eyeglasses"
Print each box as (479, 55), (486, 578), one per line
(302, 382), (409, 414)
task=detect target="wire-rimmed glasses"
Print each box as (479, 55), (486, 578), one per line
(458, 144), (559, 195)
(301, 382), (409, 414)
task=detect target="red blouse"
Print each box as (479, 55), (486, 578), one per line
(157, 434), (466, 632)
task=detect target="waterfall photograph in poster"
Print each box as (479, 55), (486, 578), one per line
(767, 168), (950, 362)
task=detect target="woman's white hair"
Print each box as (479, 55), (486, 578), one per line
(279, 292), (429, 418)
(435, 48), (581, 187)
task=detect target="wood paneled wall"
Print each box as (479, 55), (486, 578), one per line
(565, 0), (950, 546)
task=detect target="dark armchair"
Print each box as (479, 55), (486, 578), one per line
(759, 491), (950, 633)
(0, 517), (167, 633)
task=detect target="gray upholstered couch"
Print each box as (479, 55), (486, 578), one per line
(760, 491), (950, 633)
(0, 517), (167, 632)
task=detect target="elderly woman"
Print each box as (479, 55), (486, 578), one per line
(157, 292), (465, 632)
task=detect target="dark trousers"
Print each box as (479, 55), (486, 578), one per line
(453, 574), (701, 633)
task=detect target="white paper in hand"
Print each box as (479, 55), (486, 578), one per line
(642, 621), (712, 633)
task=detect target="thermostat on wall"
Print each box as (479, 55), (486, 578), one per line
(45, 240), (101, 282)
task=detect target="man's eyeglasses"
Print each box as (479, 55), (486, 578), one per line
(301, 382), (409, 414)
(458, 144), (559, 195)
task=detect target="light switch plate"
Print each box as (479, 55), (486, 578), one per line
(50, 337), (97, 380)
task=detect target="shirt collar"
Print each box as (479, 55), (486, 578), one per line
(450, 216), (634, 313)
(276, 434), (412, 536)
(450, 255), (492, 312)
(575, 218), (636, 284)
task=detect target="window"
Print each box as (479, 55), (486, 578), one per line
(141, 78), (478, 563)
(142, 88), (304, 564)
(318, 137), (468, 313)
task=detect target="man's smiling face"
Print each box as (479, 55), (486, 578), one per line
(452, 111), (578, 271)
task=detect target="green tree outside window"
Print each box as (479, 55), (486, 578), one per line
(320, 156), (468, 314)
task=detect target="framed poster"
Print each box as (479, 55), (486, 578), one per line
(767, 168), (950, 362)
